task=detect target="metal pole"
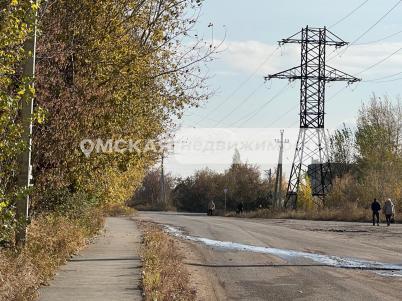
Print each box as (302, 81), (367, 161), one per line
(278, 130), (284, 206)
(160, 153), (165, 204)
(224, 192), (227, 215)
(274, 130), (285, 208)
(15, 5), (37, 247)
(223, 188), (228, 215)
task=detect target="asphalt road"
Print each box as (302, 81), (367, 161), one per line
(137, 212), (402, 301)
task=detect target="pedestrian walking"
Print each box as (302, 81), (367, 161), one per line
(236, 201), (244, 214)
(383, 198), (395, 226)
(207, 200), (215, 216)
(371, 198), (381, 226)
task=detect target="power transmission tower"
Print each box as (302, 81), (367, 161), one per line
(265, 26), (360, 208)
(273, 130), (288, 208)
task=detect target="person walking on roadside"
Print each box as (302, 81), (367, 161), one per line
(236, 201), (244, 214)
(383, 198), (395, 226)
(371, 198), (381, 226)
(207, 200), (215, 216)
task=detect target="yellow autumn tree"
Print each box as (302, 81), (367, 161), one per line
(0, 0), (39, 241)
(31, 0), (216, 213)
(297, 175), (314, 211)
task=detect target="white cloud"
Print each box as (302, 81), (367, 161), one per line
(217, 40), (297, 76)
(216, 40), (402, 80)
(330, 43), (402, 79)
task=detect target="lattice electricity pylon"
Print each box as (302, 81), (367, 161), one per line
(265, 26), (360, 208)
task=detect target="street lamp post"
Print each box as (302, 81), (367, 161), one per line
(223, 188), (228, 215)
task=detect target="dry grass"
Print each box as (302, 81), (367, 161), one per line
(140, 223), (196, 301)
(103, 203), (136, 217)
(0, 211), (104, 301)
(228, 206), (402, 223)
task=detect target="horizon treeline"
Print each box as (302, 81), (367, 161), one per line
(132, 94), (402, 214)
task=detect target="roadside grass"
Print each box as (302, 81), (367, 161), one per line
(131, 202), (177, 212)
(103, 202), (136, 217)
(227, 207), (402, 223)
(140, 223), (196, 301)
(0, 209), (104, 301)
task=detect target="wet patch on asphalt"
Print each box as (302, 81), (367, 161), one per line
(164, 225), (402, 278)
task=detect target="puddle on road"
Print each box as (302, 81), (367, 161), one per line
(164, 225), (402, 278)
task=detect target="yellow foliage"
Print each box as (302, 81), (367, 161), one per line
(0, 211), (104, 300)
(297, 175), (314, 211)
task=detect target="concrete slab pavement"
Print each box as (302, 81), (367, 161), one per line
(39, 217), (142, 301)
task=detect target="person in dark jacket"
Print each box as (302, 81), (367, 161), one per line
(371, 198), (381, 226)
(236, 202), (244, 214)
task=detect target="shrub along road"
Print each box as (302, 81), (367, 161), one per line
(39, 217), (142, 301)
(138, 211), (402, 301)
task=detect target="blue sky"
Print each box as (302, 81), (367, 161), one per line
(166, 0), (402, 176)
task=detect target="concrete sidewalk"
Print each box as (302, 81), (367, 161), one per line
(39, 217), (142, 301)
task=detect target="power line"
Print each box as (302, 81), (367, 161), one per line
(328, 0), (402, 61)
(329, 0), (370, 28)
(266, 14), (401, 129)
(371, 75), (402, 83)
(364, 70), (402, 82)
(235, 83), (290, 127)
(356, 46), (402, 76)
(228, 83), (289, 127)
(192, 46), (280, 126)
(212, 82), (265, 127)
(267, 103), (298, 128)
(356, 29), (402, 45)
(349, 0), (401, 45)
(281, 81), (363, 129)
(330, 45), (402, 79)
(272, 47), (402, 128)
(329, 34), (402, 81)
(261, 2), (402, 136)
(182, 112), (224, 124)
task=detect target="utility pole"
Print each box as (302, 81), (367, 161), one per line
(223, 188), (228, 215)
(157, 138), (178, 205)
(159, 152), (165, 204)
(15, 5), (38, 247)
(264, 169), (272, 183)
(266, 26), (360, 208)
(273, 130), (288, 208)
